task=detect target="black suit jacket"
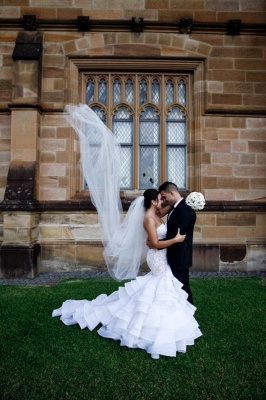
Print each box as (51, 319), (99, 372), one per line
(165, 199), (196, 273)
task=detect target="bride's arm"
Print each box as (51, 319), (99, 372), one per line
(144, 217), (185, 249)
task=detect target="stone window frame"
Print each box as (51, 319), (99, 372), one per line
(67, 57), (205, 195)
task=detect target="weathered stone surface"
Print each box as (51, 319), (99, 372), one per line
(191, 244), (220, 272)
(0, 242), (41, 279)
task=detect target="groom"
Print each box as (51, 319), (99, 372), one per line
(159, 181), (196, 304)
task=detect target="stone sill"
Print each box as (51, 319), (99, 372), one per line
(7, 239), (263, 246)
(1, 198), (266, 212)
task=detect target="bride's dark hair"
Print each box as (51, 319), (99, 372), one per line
(143, 188), (159, 210)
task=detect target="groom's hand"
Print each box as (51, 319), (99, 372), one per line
(146, 237), (152, 248)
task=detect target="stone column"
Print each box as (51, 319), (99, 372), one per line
(0, 161), (41, 278)
(1, 212), (40, 279)
(0, 31), (42, 278)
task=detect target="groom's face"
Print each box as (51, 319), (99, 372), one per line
(160, 190), (175, 206)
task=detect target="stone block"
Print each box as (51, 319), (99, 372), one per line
(40, 163), (66, 177)
(234, 165), (266, 177)
(208, 59), (233, 69)
(232, 141), (247, 152)
(246, 71), (266, 82)
(232, 118), (246, 129)
(206, 164), (232, 176)
(216, 177), (249, 190)
(212, 94), (242, 106)
(247, 241), (266, 271)
(248, 141), (266, 153)
(3, 228), (17, 242)
(250, 178), (266, 189)
(239, 154), (255, 164)
(243, 94), (266, 107)
(40, 152), (56, 163)
(216, 146), (242, 163)
(240, 129), (265, 141)
(39, 226), (63, 239)
(4, 213), (36, 229)
(255, 83), (266, 94)
(20, 8), (57, 19)
(0, 242), (41, 279)
(212, 70), (246, 83)
(211, 47), (262, 59)
(202, 226), (238, 239)
(191, 243), (219, 272)
(204, 140), (231, 152)
(204, 116), (231, 128)
(76, 243), (104, 265)
(43, 67), (65, 79)
(224, 82), (253, 94)
(238, 225), (266, 239)
(146, 0), (169, 9)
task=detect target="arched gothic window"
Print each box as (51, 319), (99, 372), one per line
(84, 74), (188, 190)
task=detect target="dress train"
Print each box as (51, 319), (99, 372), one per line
(52, 224), (202, 359)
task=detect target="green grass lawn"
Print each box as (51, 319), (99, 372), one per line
(0, 277), (265, 400)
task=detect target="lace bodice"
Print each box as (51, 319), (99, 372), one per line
(146, 224), (169, 276)
(156, 223), (167, 239)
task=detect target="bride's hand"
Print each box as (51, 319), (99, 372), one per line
(175, 228), (186, 243)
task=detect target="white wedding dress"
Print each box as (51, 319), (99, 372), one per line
(52, 224), (202, 359)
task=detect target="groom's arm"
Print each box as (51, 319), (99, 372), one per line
(171, 206), (196, 236)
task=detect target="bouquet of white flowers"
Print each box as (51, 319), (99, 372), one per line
(185, 192), (205, 211)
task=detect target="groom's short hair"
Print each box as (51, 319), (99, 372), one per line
(159, 181), (178, 192)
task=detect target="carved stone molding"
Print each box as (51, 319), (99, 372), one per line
(77, 16), (91, 32)
(0, 16), (265, 36)
(227, 19), (241, 35)
(179, 18), (193, 34)
(130, 17), (144, 32)
(23, 15), (38, 31)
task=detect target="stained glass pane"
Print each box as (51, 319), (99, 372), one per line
(119, 147), (132, 189)
(125, 78), (134, 104)
(84, 106), (106, 189)
(86, 78), (94, 103)
(113, 107), (133, 143)
(178, 80), (186, 105)
(167, 122), (186, 144)
(166, 107), (186, 144)
(166, 79), (174, 105)
(91, 105), (106, 122)
(99, 78), (107, 104)
(139, 147), (159, 189)
(168, 106), (185, 120)
(167, 147), (186, 189)
(139, 79), (147, 105)
(113, 78), (121, 104)
(113, 122), (132, 143)
(140, 107), (159, 144)
(152, 79), (160, 105)
(140, 122), (159, 144)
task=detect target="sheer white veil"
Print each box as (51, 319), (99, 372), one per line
(65, 104), (147, 280)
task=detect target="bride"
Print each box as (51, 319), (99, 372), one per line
(52, 105), (202, 359)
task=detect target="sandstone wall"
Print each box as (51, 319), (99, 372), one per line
(0, 0), (265, 276)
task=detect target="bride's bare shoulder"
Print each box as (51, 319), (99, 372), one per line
(144, 212), (162, 229)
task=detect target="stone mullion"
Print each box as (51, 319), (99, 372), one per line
(134, 74), (140, 189)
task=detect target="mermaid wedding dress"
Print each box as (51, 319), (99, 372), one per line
(52, 224), (202, 359)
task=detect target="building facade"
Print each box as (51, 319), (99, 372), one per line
(0, 0), (265, 278)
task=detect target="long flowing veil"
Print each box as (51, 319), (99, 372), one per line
(65, 104), (147, 280)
